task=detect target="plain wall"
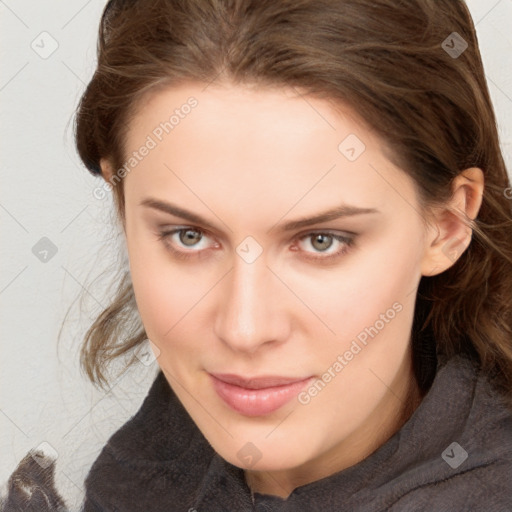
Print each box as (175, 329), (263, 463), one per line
(1, 0), (511, 509)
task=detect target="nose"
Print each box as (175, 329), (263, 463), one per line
(213, 252), (290, 354)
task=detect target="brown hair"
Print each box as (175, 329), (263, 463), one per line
(69, 0), (512, 408)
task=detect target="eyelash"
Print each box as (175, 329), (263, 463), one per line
(155, 227), (356, 264)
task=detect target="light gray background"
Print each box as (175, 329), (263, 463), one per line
(1, 0), (511, 509)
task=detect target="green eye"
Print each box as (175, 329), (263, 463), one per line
(295, 231), (355, 263)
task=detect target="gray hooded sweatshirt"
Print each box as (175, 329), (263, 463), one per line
(2, 352), (511, 511)
(80, 352), (512, 511)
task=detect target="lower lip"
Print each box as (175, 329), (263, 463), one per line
(210, 375), (314, 416)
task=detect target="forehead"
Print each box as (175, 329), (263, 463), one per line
(127, 81), (373, 151)
(122, 82), (418, 223)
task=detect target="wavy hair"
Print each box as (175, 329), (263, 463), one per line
(67, 0), (512, 409)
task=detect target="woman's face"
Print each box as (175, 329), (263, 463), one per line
(118, 82), (439, 492)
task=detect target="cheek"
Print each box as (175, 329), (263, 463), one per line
(291, 241), (418, 337)
(125, 225), (183, 339)
(130, 262), (196, 341)
(291, 234), (423, 380)
(126, 229), (218, 354)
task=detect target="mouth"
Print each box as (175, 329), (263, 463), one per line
(209, 372), (315, 417)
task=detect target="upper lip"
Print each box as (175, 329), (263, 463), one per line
(210, 373), (311, 389)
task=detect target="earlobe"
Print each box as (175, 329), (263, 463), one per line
(99, 157), (114, 183)
(98, 157), (127, 234)
(421, 167), (484, 276)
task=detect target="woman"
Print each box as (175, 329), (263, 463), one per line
(4, 0), (511, 510)
(77, 0), (512, 510)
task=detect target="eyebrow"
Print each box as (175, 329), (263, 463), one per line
(140, 198), (379, 233)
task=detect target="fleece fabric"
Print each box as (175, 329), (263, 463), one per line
(79, 352), (512, 511)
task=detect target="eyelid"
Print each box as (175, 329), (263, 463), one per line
(293, 230), (355, 262)
(294, 226), (358, 239)
(156, 223), (356, 242)
(156, 226), (215, 261)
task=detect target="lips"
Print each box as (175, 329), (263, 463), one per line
(209, 372), (314, 416)
(211, 373), (309, 389)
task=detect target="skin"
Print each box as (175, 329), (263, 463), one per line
(100, 82), (484, 498)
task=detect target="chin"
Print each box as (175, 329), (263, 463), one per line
(210, 434), (318, 472)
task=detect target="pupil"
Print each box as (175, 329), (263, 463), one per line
(181, 229), (201, 246)
(313, 234), (332, 251)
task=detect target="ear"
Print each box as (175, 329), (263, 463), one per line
(421, 167), (484, 276)
(98, 157), (127, 233)
(99, 157), (115, 182)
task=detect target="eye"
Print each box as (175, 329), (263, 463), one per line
(156, 227), (217, 260)
(156, 227), (355, 263)
(293, 231), (355, 262)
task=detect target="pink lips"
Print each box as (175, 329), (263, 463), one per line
(209, 373), (314, 416)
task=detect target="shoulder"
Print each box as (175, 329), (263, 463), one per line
(81, 371), (217, 511)
(388, 354), (512, 511)
(387, 459), (512, 511)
